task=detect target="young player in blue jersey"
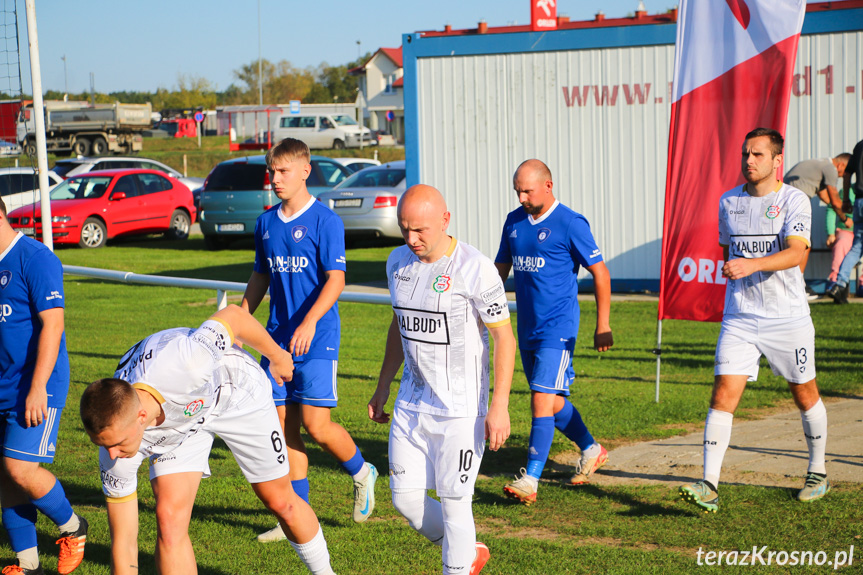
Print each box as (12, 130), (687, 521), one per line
(0, 198), (88, 574)
(242, 138), (377, 541)
(495, 159), (614, 505)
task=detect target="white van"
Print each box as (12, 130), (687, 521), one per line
(273, 113), (376, 149)
(0, 168), (63, 212)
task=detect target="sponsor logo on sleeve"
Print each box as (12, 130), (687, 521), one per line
(192, 325), (227, 360)
(336, 255), (346, 264)
(291, 225), (308, 242)
(46, 290), (62, 301)
(100, 470), (129, 493)
(589, 248), (602, 259)
(393, 306), (450, 345)
(485, 302), (506, 317)
(480, 284), (504, 304)
(0, 270), (10, 289)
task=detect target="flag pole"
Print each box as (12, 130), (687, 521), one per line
(654, 319), (662, 403)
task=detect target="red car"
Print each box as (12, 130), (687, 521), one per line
(6, 169), (196, 248)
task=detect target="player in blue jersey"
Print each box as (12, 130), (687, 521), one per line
(495, 159), (614, 506)
(0, 198), (88, 575)
(242, 139), (377, 541)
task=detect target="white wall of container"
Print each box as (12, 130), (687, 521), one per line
(406, 9), (863, 290)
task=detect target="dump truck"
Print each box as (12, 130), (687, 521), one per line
(17, 101), (152, 156)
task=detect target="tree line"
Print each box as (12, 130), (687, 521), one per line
(12, 54), (371, 111)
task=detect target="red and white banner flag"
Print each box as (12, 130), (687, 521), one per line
(658, 0), (805, 322)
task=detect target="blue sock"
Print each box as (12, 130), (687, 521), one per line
(340, 446), (365, 477)
(2, 505), (38, 552)
(526, 416), (555, 480)
(31, 479), (74, 527)
(554, 400), (595, 451)
(292, 478), (310, 504)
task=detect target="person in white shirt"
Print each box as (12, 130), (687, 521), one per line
(79, 305), (336, 575)
(678, 128), (829, 514)
(368, 185), (515, 575)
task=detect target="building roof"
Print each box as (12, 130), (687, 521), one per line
(349, 46), (404, 75)
(417, 0), (863, 37)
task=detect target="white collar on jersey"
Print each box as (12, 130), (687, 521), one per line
(0, 231), (24, 263)
(528, 199), (560, 225)
(277, 196), (316, 224)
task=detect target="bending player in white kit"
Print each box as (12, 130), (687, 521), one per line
(368, 185), (515, 575)
(679, 128), (830, 513)
(79, 305), (336, 575)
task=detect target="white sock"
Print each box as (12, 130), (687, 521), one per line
(703, 409), (733, 488)
(17, 547), (39, 570)
(440, 496), (475, 575)
(58, 513), (80, 534)
(352, 463), (369, 482)
(288, 526), (335, 575)
(392, 488), (444, 544)
(582, 443), (601, 459)
(801, 399), (828, 475)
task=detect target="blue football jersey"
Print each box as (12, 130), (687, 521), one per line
(253, 198), (346, 360)
(496, 201), (603, 350)
(0, 233), (70, 409)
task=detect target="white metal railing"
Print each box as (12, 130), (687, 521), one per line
(62, 265), (519, 313)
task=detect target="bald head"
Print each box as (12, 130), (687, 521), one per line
(398, 184), (451, 263)
(514, 159), (553, 186)
(513, 159), (555, 217)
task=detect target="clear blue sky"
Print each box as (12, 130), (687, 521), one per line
(11, 0), (834, 95)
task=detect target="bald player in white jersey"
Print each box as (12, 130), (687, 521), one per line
(369, 185), (515, 575)
(679, 128), (830, 514)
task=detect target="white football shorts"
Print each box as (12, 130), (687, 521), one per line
(388, 406), (485, 498)
(100, 379), (289, 500)
(714, 313), (816, 384)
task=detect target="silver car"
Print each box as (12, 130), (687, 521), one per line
(318, 161), (406, 240)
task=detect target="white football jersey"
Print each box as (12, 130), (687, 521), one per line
(387, 238), (511, 417)
(114, 319), (268, 457)
(718, 183), (811, 318)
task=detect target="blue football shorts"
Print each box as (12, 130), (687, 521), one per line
(266, 358), (339, 408)
(0, 407), (63, 463)
(521, 347), (574, 396)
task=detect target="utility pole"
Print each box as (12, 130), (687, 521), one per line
(258, 0), (263, 105)
(61, 54), (67, 100)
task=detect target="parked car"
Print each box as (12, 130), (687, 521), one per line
(317, 161), (406, 240)
(6, 169), (196, 248)
(0, 139), (21, 156)
(272, 113), (376, 149)
(50, 156), (204, 193)
(198, 154), (352, 249)
(0, 167), (63, 212)
(333, 157), (381, 173)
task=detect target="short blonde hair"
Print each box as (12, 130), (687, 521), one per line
(266, 138), (310, 170)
